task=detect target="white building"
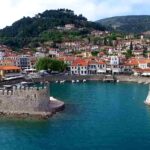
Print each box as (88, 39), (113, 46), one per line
(70, 60), (88, 76)
(109, 56), (121, 74)
(70, 59), (106, 75)
(0, 51), (5, 60)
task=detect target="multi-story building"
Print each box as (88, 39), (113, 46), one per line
(70, 59), (88, 75)
(16, 55), (31, 69)
(70, 59), (106, 75)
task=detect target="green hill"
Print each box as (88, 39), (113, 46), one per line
(97, 15), (150, 34)
(0, 9), (105, 49)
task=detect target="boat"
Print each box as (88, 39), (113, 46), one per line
(144, 85), (150, 105)
(55, 81), (58, 83)
(83, 79), (86, 82)
(76, 80), (79, 83)
(60, 80), (65, 84)
(72, 80), (75, 83)
(50, 96), (57, 101)
(20, 81), (28, 85)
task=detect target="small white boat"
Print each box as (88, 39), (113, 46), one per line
(117, 80), (120, 83)
(60, 80), (65, 83)
(76, 80), (79, 83)
(50, 96), (57, 101)
(20, 81), (28, 85)
(72, 80), (75, 83)
(55, 81), (58, 83)
(83, 79), (86, 82)
(145, 85), (150, 105)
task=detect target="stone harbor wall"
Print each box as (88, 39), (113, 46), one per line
(0, 85), (53, 118)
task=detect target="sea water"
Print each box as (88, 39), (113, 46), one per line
(0, 82), (149, 150)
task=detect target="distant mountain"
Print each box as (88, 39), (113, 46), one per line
(97, 15), (150, 34)
(0, 9), (105, 49)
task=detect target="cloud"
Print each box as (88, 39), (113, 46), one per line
(0, 0), (149, 29)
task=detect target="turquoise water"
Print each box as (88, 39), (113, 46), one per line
(0, 82), (150, 150)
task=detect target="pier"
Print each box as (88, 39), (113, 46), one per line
(103, 75), (116, 82)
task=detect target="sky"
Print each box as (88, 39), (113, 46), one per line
(0, 0), (150, 29)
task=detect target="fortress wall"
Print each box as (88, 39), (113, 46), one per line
(0, 86), (51, 113)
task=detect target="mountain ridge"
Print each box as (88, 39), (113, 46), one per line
(97, 15), (150, 34)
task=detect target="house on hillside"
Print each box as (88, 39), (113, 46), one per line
(65, 24), (75, 30)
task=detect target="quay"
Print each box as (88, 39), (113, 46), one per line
(1, 74), (150, 86)
(102, 75), (116, 82)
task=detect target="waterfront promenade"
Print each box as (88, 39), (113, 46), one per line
(0, 74), (150, 86)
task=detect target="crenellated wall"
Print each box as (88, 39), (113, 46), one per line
(0, 84), (51, 114)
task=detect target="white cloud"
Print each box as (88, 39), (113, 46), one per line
(0, 0), (149, 29)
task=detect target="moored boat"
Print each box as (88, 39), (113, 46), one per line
(83, 79), (86, 82)
(72, 80), (75, 83)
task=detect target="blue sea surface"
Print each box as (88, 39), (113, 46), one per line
(0, 82), (150, 150)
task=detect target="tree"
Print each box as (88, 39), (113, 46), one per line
(36, 57), (51, 70)
(125, 41), (134, 59)
(143, 47), (148, 58)
(36, 57), (67, 72)
(125, 49), (133, 59)
(130, 41), (133, 51)
(91, 51), (99, 56)
(104, 37), (107, 45)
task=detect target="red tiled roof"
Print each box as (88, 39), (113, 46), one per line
(125, 58), (139, 66)
(98, 61), (106, 65)
(72, 59), (88, 66)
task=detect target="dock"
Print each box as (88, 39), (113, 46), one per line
(103, 75), (116, 82)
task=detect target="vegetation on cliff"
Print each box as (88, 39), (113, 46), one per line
(0, 9), (105, 49)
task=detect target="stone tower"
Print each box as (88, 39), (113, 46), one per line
(0, 83), (52, 117)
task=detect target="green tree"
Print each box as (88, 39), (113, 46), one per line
(130, 41), (133, 51)
(36, 57), (51, 70)
(143, 47), (148, 58)
(36, 57), (67, 72)
(125, 49), (133, 59)
(91, 51), (99, 56)
(104, 37), (107, 45)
